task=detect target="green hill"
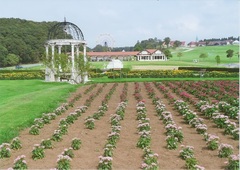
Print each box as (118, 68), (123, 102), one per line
(0, 18), (57, 66)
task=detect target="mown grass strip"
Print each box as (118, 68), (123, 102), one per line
(0, 80), (80, 143)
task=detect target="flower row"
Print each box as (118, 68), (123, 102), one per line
(98, 101), (128, 169)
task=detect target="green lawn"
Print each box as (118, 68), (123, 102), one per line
(0, 80), (80, 143)
(90, 45), (239, 69)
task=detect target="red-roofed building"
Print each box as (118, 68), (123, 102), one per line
(136, 49), (167, 61)
(87, 49), (167, 61)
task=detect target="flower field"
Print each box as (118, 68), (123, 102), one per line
(0, 81), (239, 169)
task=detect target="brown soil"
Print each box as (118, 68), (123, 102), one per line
(0, 82), (238, 169)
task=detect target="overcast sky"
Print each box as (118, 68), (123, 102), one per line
(1, 0), (239, 48)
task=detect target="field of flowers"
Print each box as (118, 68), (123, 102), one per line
(0, 81), (239, 169)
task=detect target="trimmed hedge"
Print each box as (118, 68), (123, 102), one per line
(105, 70), (239, 79)
(178, 67), (239, 72)
(0, 70), (44, 80)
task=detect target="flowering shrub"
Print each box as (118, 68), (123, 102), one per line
(56, 155), (72, 170)
(195, 124), (207, 134)
(141, 147), (159, 170)
(40, 138), (53, 149)
(200, 104), (218, 118)
(110, 114), (121, 126)
(232, 128), (239, 140)
(165, 124), (183, 143)
(84, 117), (95, 129)
(51, 130), (63, 142)
(62, 147), (74, 158)
(166, 136), (178, 150)
(12, 155), (28, 170)
(32, 144), (45, 160)
(185, 157), (198, 169)
(58, 124), (68, 135)
(98, 156), (113, 170)
(224, 121), (236, 135)
(10, 137), (22, 150)
(206, 134), (219, 150)
(189, 117), (204, 128)
(179, 145), (194, 160)
(71, 138), (82, 150)
(103, 144), (114, 157)
(107, 132), (120, 146)
(29, 125), (40, 135)
(218, 143), (233, 158)
(0, 143), (11, 158)
(225, 154), (239, 170)
(34, 118), (44, 128)
(137, 131), (151, 149)
(212, 113), (228, 128)
(138, 122), (151, 132)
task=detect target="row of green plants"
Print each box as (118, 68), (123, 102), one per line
(134, 83), (160, 170)
(0, 69), (238, 80)
(98, 83), (128, 170)
(0, 70), (44, 80)
(105, 70), (238, 79)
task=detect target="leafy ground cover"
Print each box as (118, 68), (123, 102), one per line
(0, 81), (238, 169)
(0, 80), (80, 143)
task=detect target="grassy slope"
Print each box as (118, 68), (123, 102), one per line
(90, 45), (239, 69)
(0, 80), (80, 143)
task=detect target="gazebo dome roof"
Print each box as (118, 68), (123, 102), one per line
(48, 19), (84, 41)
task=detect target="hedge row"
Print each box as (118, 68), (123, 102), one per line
(0, 69), (238, 80)
(178, 67), (239, 72)
(0, 70), (44, 80)
(105, 70), (239, 79)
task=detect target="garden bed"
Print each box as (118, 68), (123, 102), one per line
(0, 81), (239, 169)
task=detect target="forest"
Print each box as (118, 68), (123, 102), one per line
(0, 18), (57, 67)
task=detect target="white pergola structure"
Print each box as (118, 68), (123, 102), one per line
(45, 19), (88, 84)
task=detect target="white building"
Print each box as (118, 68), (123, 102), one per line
(136, 49), (167, 61)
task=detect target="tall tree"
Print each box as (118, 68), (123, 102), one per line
(164, 37), (171, 48)
(215, 55), (221, 66)
(177, 52), (183, 60)
(163, 49), (172, 59)
(173, 40), (182, 48)
(226, 49), (234, 59)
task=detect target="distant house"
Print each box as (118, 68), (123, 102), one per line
(136, 49), (167, 61)
(188, 41), (197, 47)
(87, 49), (167, 62)
(87, 51), (138, 61)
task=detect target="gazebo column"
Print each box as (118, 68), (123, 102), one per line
(45, 45), (50, 81)
(75, 45), (81, 83)
(83, 44), (88, 83)
(71, 44), (75, 83)
(49, 44), (55, 81)
(57, 45), (62, 81)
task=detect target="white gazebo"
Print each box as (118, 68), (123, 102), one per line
(45, 19), (88, 84)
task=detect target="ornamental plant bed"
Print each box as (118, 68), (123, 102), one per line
(0, 81), (239, 170)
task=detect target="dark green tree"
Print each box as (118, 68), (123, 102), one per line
(215, 55), (221, 66)
(3, 53), (20, 67)
(177, 52), (183, 60)
(199, 53), (208, 60)
(0, 45), (8, 67)
(226, 49), (234, 59)
(173, 40), (182, 48)
(164, 37), (171, 48)
(163, 49), (172, 59)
